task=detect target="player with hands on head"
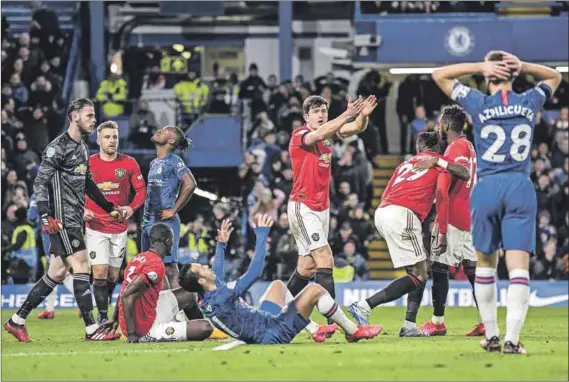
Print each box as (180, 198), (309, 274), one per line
(180, 214), (382, 345)
(431, 50), (562, 353)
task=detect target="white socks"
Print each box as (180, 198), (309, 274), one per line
(358, 300), (372, 313)
(432, 315), (444, 325)
(403, 320), (416, 329)
(505, 269), (530, 345)
(62, 273), (74, 294)
(11, 314), (25, 325)
(474, 267), (499, 339)
(46, 286), (58, 312)
(316, 293), (357, 335)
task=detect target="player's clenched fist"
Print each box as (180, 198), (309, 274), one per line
(217, 219), (234, 244)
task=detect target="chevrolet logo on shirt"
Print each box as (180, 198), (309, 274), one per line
(318, 153), (332, 168)
(74, 164), (87, 174)
(97, 182), (120, 191)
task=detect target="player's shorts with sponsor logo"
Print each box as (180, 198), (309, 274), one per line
(86, 228), (127, 268)
(139, 290), (186, 342)
(374, 204), (427, 269)
(287, 201), (330, 256)
(50, 227), (86, 257)
(141, 214), (181, 264)
(430, 224), (476, 266)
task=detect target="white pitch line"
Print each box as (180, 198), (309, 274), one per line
(2, 347), (197, 358)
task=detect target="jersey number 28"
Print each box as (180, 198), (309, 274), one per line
(480, 124), (531, 163)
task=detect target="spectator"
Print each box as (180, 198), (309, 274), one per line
(250, 111), (275, 140)
(49, 56), (63, 77)
(239, 63), (266, 100)
(12, 135), (40, 188)
(532, 238), (565, 280)
(410, 105), (433, 152)
(266, 74), (278, 93)
(28, 75), (55, 112)
(342, 240), (369, 281)
(30, 0), (60, 42)
(174, 70), (209, 127)
(23, 106), (49, 155)
(9, 73), (28, 107)
(186, 216), (210, 265)
(129, 99), (158, 149)
(277, 95), (303, 134)
(551, 129), (568, 168)
(320, 85), (344, 120)
(248, 188), (286, 227)
(330, 221), (359, 256)
(555, 106), (568, 131)
(538, 210), (557, 246)
(5, 206), (37, 284)
(95, 71), (128, 117)
(36, 59), (62, 93)
(348, 203), (376, 258)
(3, 170), (27, 210)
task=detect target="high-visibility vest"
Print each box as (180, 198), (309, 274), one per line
(126, 235), (138, 263)
(95, 78), (128, 116)
(11, 225), (38, 269)
(333, 265), (355, 283)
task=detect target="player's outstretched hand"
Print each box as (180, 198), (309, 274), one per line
(158, 208), (176, 221)
(217, 219), (234, 244)
(413, 156), (438, 172)
(345, 96), (365, 118)
(432, 233), (447, 257)
(482, 60), (511, 81)
(360, 95), (378, 117)
(252, 214), (274, 229)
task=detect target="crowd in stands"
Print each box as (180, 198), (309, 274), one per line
(2, 27), (568, 282)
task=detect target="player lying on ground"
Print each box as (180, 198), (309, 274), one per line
(4, 98), (126, 342)
(103, 222), (213, 343)
(179, 215), (382, 344)
(286, 95), (375, 307)
(431, 50), (562, 354)
(28, 194), (76, 319)
(84, 121), (146, 324)
(349, 132), (470, 337)
(406, 105), (484, 337)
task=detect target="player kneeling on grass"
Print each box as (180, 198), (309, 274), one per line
(179, 214), (382, 345)
(104, 222), (213, 343)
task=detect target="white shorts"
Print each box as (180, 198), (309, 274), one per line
(374, 205), (427, 269)
(140, 290), (187, 342)
(287, 201), (330, 256)
(86, 228), (127, 268)
(431, 224), (476, 266)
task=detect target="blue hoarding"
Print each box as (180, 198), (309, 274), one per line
(2, 280), (567, 309)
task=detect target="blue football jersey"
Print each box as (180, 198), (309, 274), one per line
(143, 153), (191, 222)
(451, 81), (551, 177)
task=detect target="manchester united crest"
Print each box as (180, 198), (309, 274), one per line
(115, 168), (126, 179)
(323, 139), (332, 147)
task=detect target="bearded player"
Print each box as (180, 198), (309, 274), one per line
(142, 125), (197, 290)
(286, 95), (375, 305)
(83, 121), (146, 324)
(407, 105), (484, 337)
(349, 132), (470, 336)
(431, 51), (561, 354)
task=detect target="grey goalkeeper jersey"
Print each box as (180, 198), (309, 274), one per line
(33, 132), (114, 229)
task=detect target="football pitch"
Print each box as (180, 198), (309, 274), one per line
(2, 307), (567, 381)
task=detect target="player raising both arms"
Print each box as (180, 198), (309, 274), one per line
(143, 125), (197, 290)
(179, 215), (382, 345)
(286, 95), (376, 305)
(103, 223), (213, 343)
(349, 132), (470, 336)
(4, 98), (123, 342)
(431, 51), (562, 354)
(407, 105), (484, 337)
(84, 121), (146, 324)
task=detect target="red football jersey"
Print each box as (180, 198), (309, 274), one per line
(380, 153), (445, 223)
(85, 153), (146, 234)
(436, 136), (477, 233)
(118, 250), (165, 337)
(289, 126), (334, 211)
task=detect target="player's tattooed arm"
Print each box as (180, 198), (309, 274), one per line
(302, 97), (365, 146)
(413, 157), (470, 181)
(337, 96), (377, 138)
(159, 173), (197, 220)
(121, 275), (149, 343)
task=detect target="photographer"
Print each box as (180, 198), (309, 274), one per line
(129, 99), (158, 149)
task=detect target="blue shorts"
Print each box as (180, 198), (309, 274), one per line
(470, 173), (536, 255)
(257, 301), (310, 345)
(141, 215), (181, 264)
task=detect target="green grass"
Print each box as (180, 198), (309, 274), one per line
(2, 307), (567, 381)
